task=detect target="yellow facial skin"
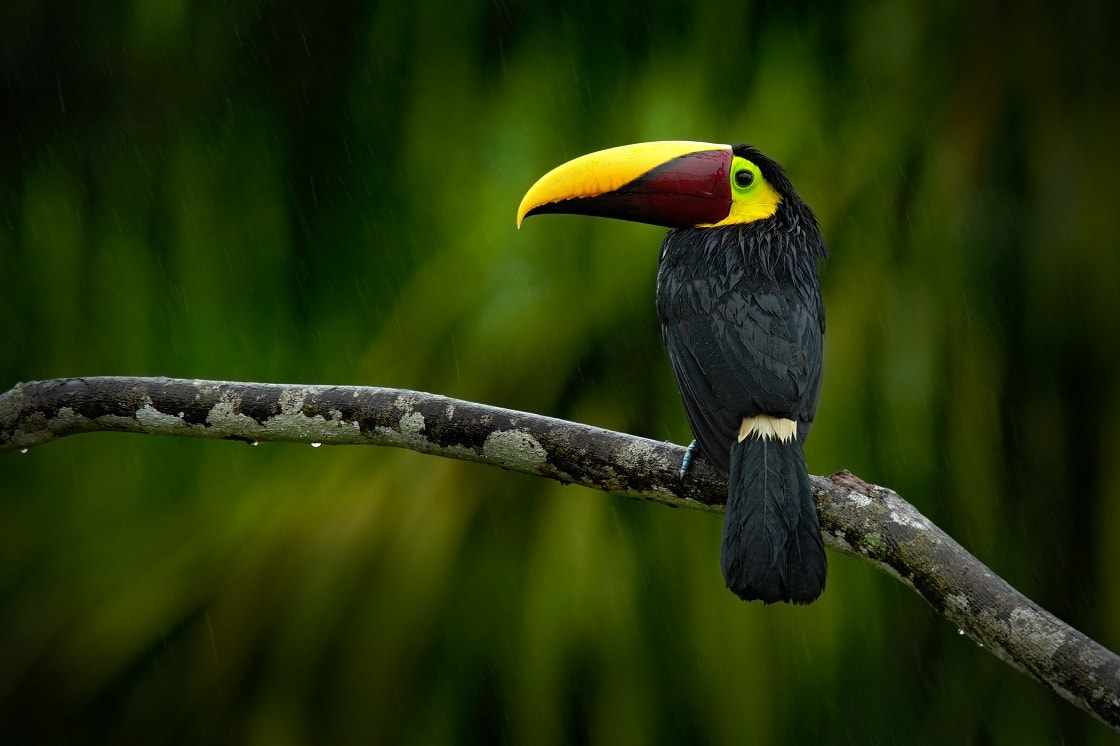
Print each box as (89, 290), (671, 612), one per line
(706, 155), (781, 227)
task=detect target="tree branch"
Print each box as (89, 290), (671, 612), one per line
(2, 376), (1118, 730)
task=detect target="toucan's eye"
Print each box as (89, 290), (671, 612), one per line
(734, 169), (754, 188)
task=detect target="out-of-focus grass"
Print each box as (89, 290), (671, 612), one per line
(1, 0), (1118, 742)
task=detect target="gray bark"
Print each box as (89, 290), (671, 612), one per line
(2, 376), (1118, 730)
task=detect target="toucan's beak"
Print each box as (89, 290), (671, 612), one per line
(517, 141), (734, 229)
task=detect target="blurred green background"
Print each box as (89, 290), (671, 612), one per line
(2, 0), (1119, 743)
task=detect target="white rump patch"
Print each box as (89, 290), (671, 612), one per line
(737, 415), (798, 443)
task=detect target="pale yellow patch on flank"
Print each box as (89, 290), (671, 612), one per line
(738, 415), (798, 443)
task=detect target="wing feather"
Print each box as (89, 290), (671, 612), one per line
(657, 228), (823, 472)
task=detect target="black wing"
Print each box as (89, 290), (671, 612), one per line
(658, 235), (823, 474)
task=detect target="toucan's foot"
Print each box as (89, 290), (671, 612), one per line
(679, 439), (699, 480)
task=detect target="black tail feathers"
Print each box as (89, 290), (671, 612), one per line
(720, 433), (827, 604)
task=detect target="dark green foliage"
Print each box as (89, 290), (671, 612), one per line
(1, 0), (1118, 743)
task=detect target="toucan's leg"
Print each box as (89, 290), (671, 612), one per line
(679, 439), (699, 480)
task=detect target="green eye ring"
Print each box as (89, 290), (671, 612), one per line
(730, 156), (763, 195)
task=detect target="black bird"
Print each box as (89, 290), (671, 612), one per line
(518, 141), (828, 604)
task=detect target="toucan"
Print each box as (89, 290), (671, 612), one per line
(517, 141), (828, 604)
